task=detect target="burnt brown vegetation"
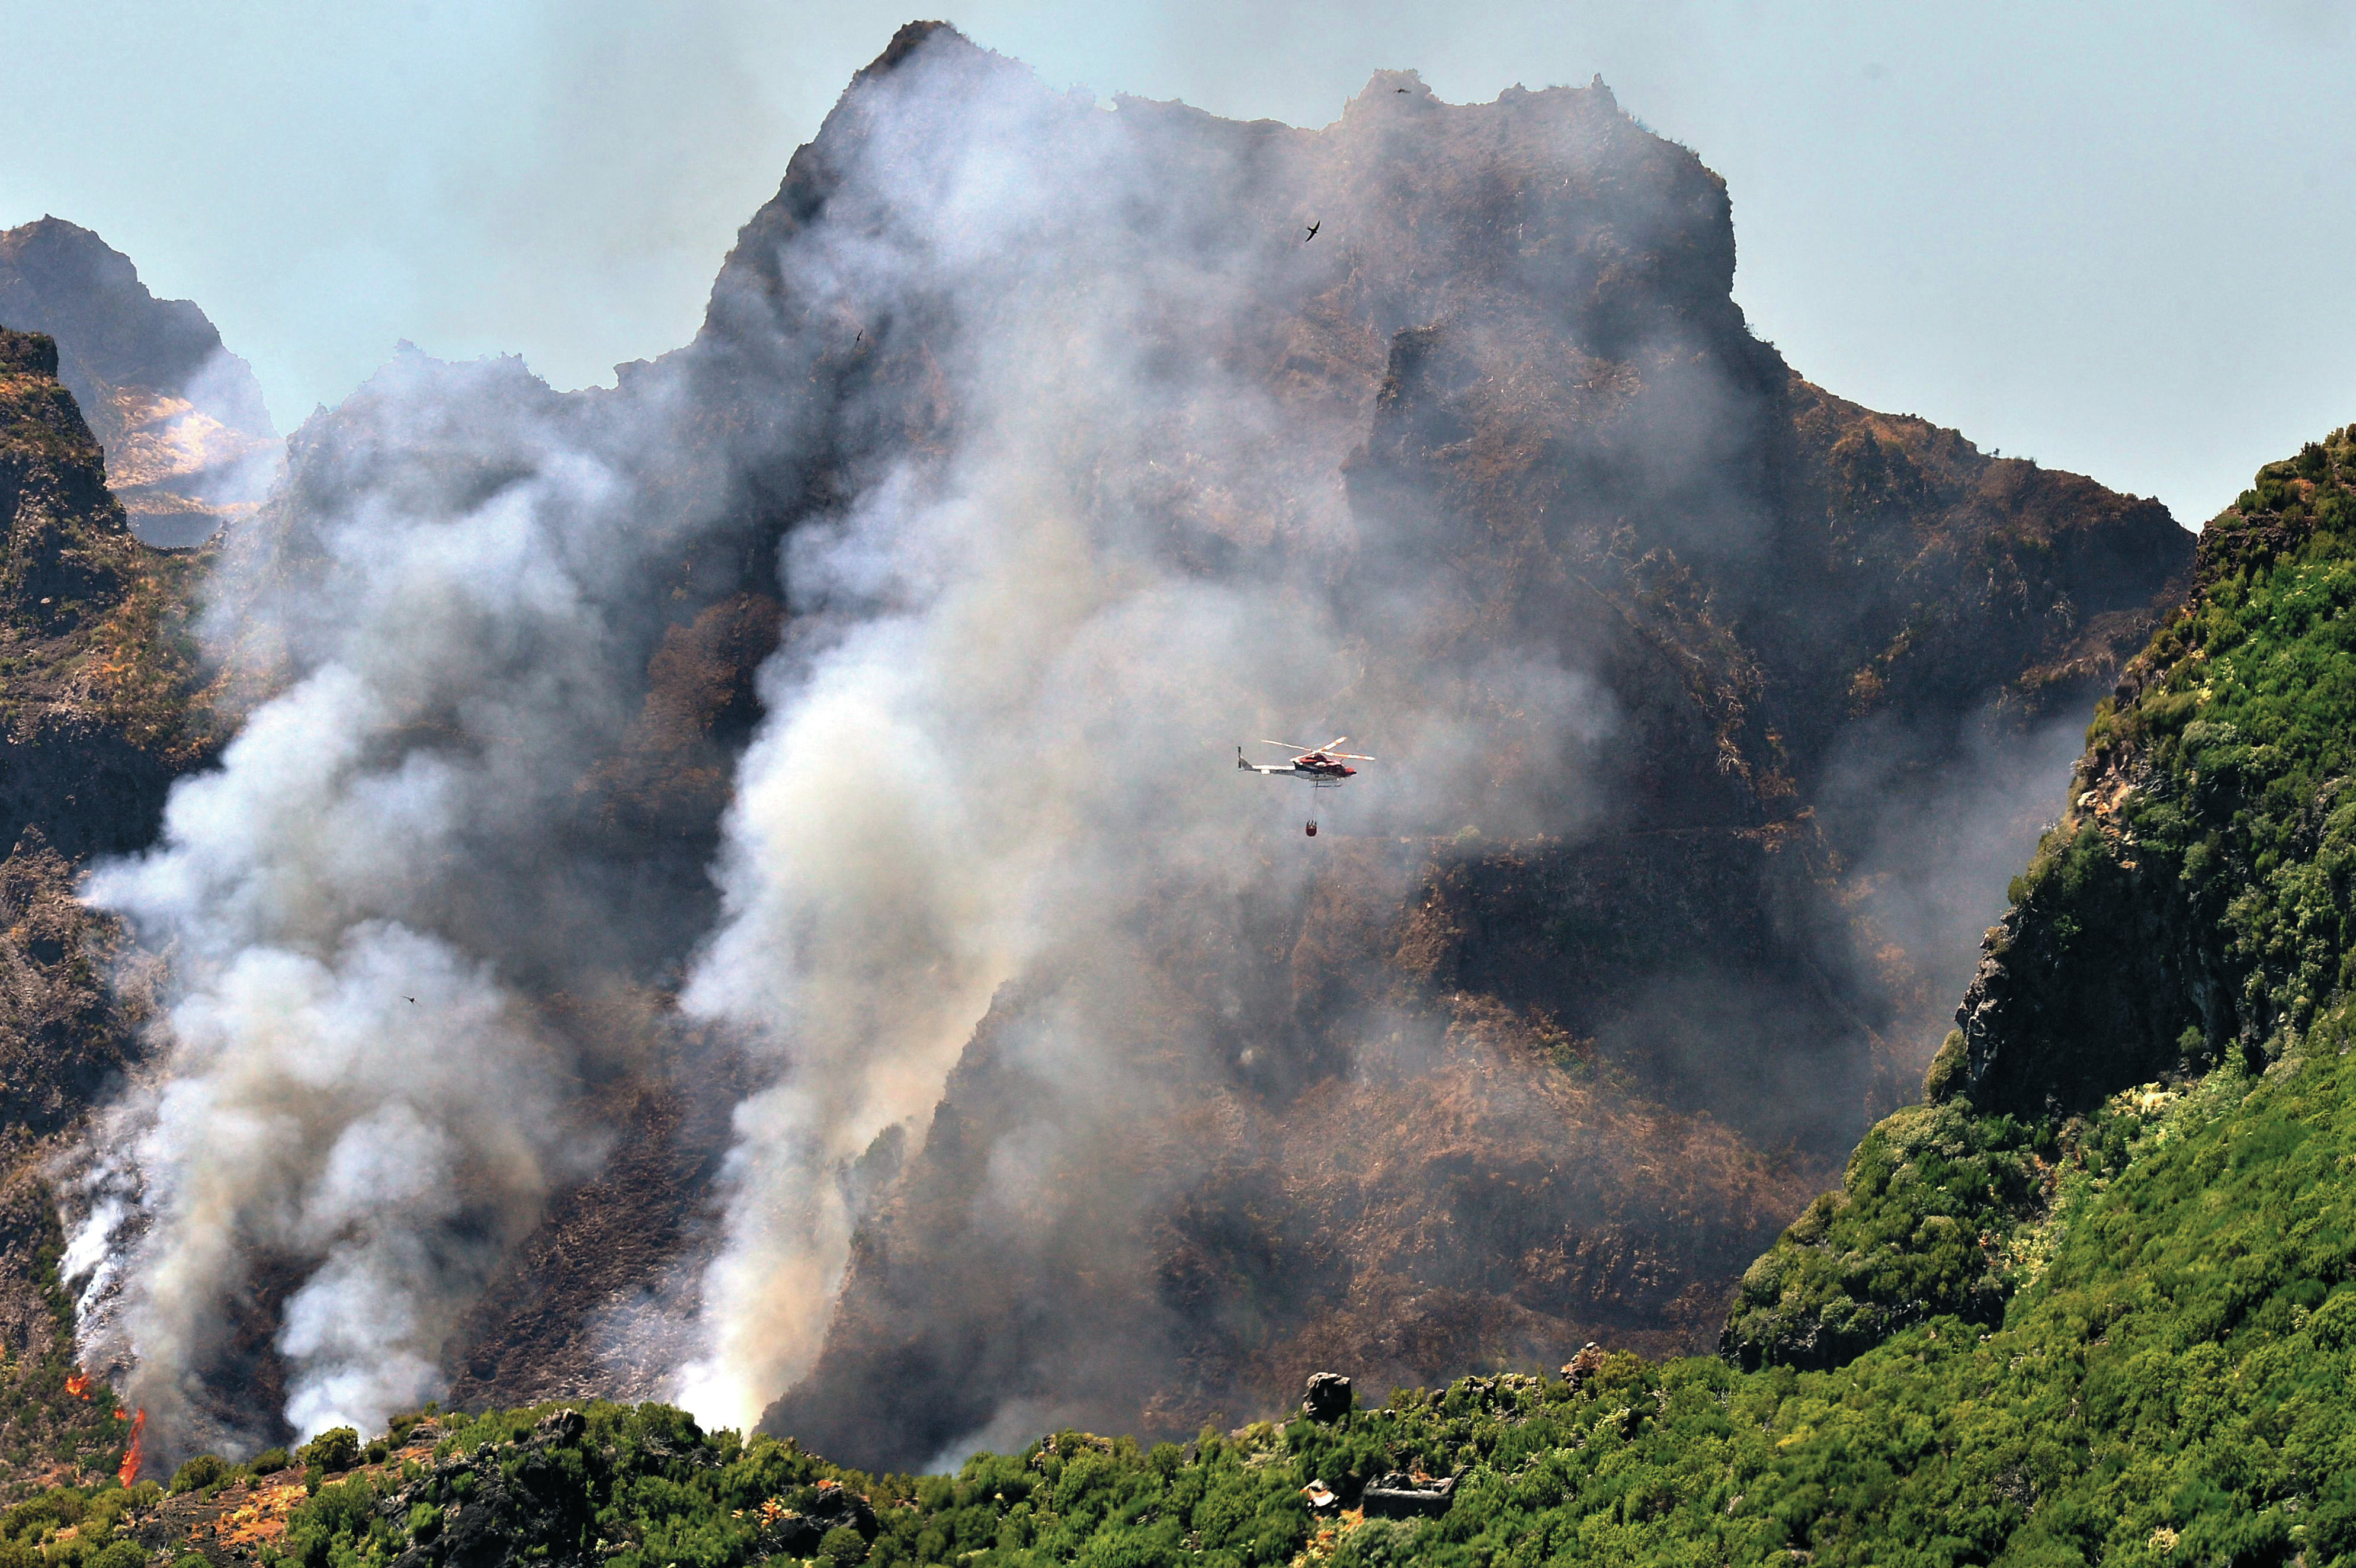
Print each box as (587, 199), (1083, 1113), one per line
(132, 419), (2356, 1568)
(0, 328), (204, 1503)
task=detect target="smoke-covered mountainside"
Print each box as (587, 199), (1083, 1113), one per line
(11, 21), (2192, 1483)
(709, 28), (2189, 1470)
(0, 220), (277, 547)
(26, 422), (2349, 1568)
(0, 325), (215, 1499)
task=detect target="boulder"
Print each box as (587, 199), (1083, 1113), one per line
(809, 1479), (880, 1541)
(531, 1409), (586, 1445)
(1301, 1371), (1352, 1423)
(767, 1514), (825, 1556)
(1560, 1342), (1605, 1393)
(1361, 1472), (1456, 1518)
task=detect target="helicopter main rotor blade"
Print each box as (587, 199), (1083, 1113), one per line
(1259, 740), (1318, 753)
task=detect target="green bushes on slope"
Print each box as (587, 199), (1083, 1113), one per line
(255, 1012), (2356, 1565)
(1726, 424), (2356, 1381)
(0, 1479), (159, 1568)
(1718, 1101), (2053, 1370)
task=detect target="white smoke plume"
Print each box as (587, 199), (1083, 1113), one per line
(66, 347), (737, 1452)
(665, 41), (1626, 1428)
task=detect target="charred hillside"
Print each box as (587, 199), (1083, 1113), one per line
(107, 422), (2356, 1568)
(33, 24), (2185, 1477)
(0, 327), (214, 1496)
(1, 325), (219, 864)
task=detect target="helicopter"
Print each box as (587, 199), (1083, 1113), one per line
(1238, 737), (1374, 836)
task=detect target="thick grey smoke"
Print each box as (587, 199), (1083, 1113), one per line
(1819, 704), (2092, 1062)
(666, 47), (1631, 1427)
(64, 347), (741, 1452)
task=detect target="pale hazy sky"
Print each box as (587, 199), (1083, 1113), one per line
(4, 1), (2350, 525)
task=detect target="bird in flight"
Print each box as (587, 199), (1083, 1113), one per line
(403, 996), (416, 1004)
(1395, 86), (1408, 93)
(1303, 220), (1320, 242)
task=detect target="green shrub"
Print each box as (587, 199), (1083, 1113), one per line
(297, 1428), (358, 1474)
(7, 1488), (85, 1537)
(281, 1478), (377, 1568)
(245, 1447), (291, 1477)
(169, 1454), (229, 1495)
(1922, 1027), (1968, 1099)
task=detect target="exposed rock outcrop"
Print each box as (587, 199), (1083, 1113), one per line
(0, 326), (216, 859)
(0, 219), (275, 546)
(1300, 1372), (1352, 1423)
(1361, 1470), (1457, 1517)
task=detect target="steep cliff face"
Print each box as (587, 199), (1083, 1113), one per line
(0, 329), (209, 1492)
(0, 219), (275, 546)
(0, 322), (203, 1136)
(1940, 491), (2353, 1115)
(0, 327), (216, 860)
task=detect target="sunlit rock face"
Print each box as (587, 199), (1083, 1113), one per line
(0, 217), (277, 546)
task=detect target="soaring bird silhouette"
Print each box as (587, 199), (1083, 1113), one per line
(1303, 220), (1320, 242)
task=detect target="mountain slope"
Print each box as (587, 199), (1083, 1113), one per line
(735, 28), (2191, 1469)
(152, 421), (2356, 1568)
(1724, 422), (2356, 1377)
(0, 326), (211, 1497)
(0, 219), (275, 546)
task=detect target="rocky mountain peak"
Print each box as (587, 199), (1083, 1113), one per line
(0, 217), (276, 546)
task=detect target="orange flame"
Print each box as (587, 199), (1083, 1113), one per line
(117, 1410), (145, 1486)
(63, 1373), (89, 1399)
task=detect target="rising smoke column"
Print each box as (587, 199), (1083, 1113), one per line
(65, 348), (762, 1453)
(668, 75), (1352, 1424)
(667, 35), (1626, 1431)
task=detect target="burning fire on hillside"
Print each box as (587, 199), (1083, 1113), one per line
(118, 1410), (145, 1485)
